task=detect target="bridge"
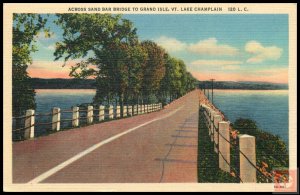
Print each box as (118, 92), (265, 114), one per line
(13, 90), (200, 183)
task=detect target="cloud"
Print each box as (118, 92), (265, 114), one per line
(29, 60), (98, 78)
(154, 36), (238, 56)
(46, 44), (56, 51)
(155, 36), (187, 52)
(189, 60), (241, 71)
(30, 60), (77, 71)
(245, 41), (283, 63)
(191, 60), (242, 66)
(188, 38), (239, 56)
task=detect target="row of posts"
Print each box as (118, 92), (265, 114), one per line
(23, 103), (163, 140)
(201, 104), (256, 183)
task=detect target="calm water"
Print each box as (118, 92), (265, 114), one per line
(33, 89), (288, 144)
(33, 89), (96, 137)
(35, 89), (96, 113)
(208, 90), (289, 144)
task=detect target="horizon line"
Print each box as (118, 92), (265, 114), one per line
(30, 77), (288, 85)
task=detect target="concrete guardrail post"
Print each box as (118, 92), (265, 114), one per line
(24, 109), (35, 139)
(99, 105), (105, 121)
(109, 105), (114, 119)
(210, 111), (216, 142)
(128, 105), (132, 116)
(213, 114), (222, 153)
(116, 105), (120, 118)
(52, 107), (61, 131)
(72, 106), (79, 127)
(123, 105), (127, 117)
(133, 104), (137, 115)
(87, 106), (93, 124)
(219, 121), (230, 172)
(238, 134), (256, 183)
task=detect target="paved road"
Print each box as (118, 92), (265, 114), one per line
(13, 90), (200, 183)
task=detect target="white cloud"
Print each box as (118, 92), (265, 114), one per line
(188, 38), (239, 56)
(191, 60), (242, 66)
(155, 36), (187, 52)
(46, 44), (56, 51)
(245, 41), (283, 63)
(154, 36), (238, 56)
(190, 60), (241, 71)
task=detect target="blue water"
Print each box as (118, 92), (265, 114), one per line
(33, 89), (96, 136)
(35, 89), (96, 113)
(208, 90), (289, 144)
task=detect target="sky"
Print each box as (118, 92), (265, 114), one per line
(28, 14), (288, 83)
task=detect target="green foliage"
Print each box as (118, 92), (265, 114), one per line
(55, 14), (141, 105)
(233, 118), (289, 182)
(198, 108), (237, 183)
(140, 40), (166, 97)
(54, 13), (197, 108)
(12, 14), (50, 116)
(198, 110), (288, 183)
(159, 56), (197, 105)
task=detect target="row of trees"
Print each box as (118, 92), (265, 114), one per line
(54, 14), (197, 115)
(12, 14), (197, 117)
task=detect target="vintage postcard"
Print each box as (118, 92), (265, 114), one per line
(3, 3), (297, 192)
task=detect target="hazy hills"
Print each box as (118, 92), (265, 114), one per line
(31, 78), (288, 90)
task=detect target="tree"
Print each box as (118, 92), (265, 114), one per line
(159, 56), (197, 104)
(54, 14), (146, 116)
(140, 40), (166, 103)
(186, 72), (197, 91)
(12, 14), (49, 116)
(54, 13), (196, 113)
(125, 43), (147, 105)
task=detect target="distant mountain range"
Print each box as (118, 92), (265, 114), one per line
(198, 81), (288, 90)
(31, 78), (96, 89)
(31, 78), (288, 90)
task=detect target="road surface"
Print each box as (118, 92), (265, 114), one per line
(13, 90), (200, 183)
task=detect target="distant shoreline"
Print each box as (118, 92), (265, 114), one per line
(31, 78), (288, 90)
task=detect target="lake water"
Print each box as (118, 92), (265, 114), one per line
(35, 89), (96, 112)
(32, 89), (288, 144)
(207, 89), (289, 144)
(33, 89), (96, 137)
